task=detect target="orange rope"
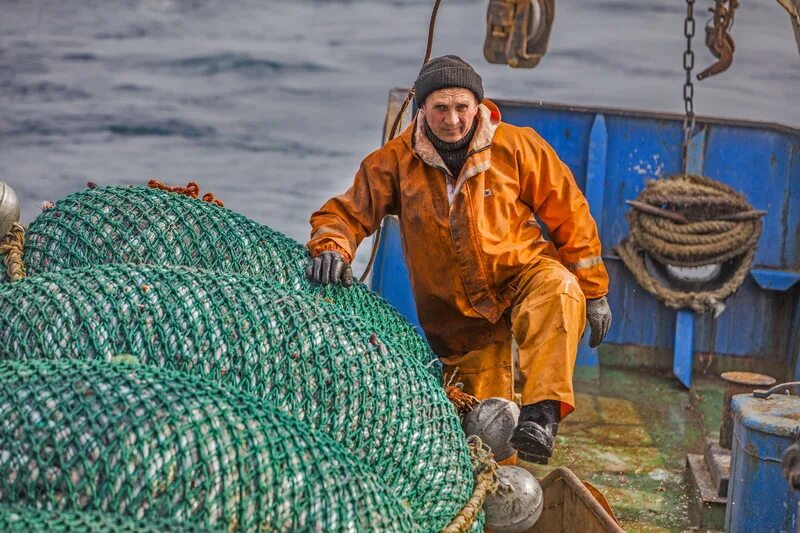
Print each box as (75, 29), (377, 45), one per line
(201, 192), (224, 207)
(444, 369), (479, 415)
(147, 180), (223, 207)
(446, 385), (479, 415)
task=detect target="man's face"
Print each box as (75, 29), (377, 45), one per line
(421, 88), (479, 143)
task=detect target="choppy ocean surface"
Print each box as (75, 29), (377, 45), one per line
(2, 0), (799, 272)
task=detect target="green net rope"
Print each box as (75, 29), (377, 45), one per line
(9, 185), (436, 371)
(0, 359), (417, 532)
(0, 264), (472, 529)
(0, 504), (213, 532)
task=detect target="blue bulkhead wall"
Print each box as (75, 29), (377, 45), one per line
(371, 99), (800, 378)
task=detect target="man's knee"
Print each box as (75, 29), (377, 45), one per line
(516, 264), (584, 311)
(551, 269), (584, 304)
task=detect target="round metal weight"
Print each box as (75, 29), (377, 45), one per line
(462, 397), (520, 461)
(0, 182), (20, 240)
(483, 465), (543, 532)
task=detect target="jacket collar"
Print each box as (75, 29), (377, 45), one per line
(409, 99), (501, 177)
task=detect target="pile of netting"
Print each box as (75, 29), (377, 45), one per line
(0, 359), (416, 531)
(0, 183), (489, 531)
(615, 174), (763, 315)
(0, 505), (212, 532)
(2, 184), (436, 371)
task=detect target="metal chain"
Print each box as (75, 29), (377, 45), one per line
(682, 0), (697, 176)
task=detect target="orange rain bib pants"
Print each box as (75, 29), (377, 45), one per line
(439, 254), (585, 419)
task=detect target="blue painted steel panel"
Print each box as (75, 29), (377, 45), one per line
(600, 116), (684, 253)
(787, 146), (800, 270)
(604, 258), (678, 349)
(726, 394), (800, 532)
(751, 269), (800, 291)
(499, 105), (593, 190)
(371, 97), (800, 373)
(703, 127), (795, 268)
(673, 311), (695, 388)
(685, 126), (707, 175)
(693, 277), (794, 358)
(370, 216), (422, 332)
(576, 114), (608, 369)
(584, 114), (608, 232)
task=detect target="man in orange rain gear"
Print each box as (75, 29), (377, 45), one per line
(306, 55), (611, 464)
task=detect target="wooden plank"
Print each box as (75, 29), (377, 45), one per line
(530, 467), (623, 533)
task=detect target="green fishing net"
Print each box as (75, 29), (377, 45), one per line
(11, 185), (436, 370)
(0, 505), (212, 532)
(0, 359), (418, 532)
(0, 264), (472, 530)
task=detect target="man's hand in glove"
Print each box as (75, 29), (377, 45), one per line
(585, 296), (612, 348)
(306, 251), (354, 287)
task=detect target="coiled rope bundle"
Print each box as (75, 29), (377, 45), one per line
(615, 174), (763, 315)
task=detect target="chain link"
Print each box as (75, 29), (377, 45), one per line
(682, 0), (696, 175)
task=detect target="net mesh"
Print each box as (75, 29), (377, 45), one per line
(0, 505), (212, 532)
(0, 359), (418, 531)
(13, 185), (436, 371)
(0, 264), (472, 529)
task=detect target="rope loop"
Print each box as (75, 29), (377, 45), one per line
(0, 223), (26, 282)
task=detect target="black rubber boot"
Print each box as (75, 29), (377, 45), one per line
(510, 400), (561, 464)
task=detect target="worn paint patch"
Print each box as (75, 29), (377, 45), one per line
(629, 149), (665, 178)
(521, 368), (726, 532)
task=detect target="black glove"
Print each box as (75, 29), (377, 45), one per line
(306, 251), (354, 287)
(585, 296), (612, 348)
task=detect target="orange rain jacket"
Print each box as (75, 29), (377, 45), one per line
(308, 100), (609, 357)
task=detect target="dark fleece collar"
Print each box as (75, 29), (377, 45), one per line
(424, 120), (478, 178)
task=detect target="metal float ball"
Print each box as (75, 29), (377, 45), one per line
(0, 182), (20, 239)
(462, 397), (520, 461)
(483, 465), (543, 533)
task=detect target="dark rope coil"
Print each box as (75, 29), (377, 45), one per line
(615, 174), (763, 315)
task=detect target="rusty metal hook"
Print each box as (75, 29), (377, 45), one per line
(697, 32), (734, 80)
(697, 0), (738, 80)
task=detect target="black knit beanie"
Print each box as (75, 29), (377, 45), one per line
(413, 55), (484, 107)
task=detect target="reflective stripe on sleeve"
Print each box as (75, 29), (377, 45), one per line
(566, 256), (603, 271)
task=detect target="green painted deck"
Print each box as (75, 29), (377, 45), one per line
(521, 368), (726, 533)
